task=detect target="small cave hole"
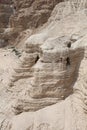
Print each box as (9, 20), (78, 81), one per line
(14, 5), (16, 10)
(66, 57), (70, 66)
(67, 42), (71, 48)
(35, 55), (39, 63)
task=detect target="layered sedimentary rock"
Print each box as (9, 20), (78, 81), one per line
(0, 0), (63, 46)
(7, 0), (87, 115)
(0, 0), (12, 28)
(0, 0), (13, 47)
(1, 0), (87, 130)
(10, 0), (64, 29)
(1, 34), (87, 130)
(6, 35), (87, 130)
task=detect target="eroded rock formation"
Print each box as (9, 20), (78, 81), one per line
(10, 0), (64, 29)
(0, 0), (13, 47)
(1, 0), (87, 130)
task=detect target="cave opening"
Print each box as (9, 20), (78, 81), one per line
(66, 57), (70, 66)
(60, 58), (62, 62)
(35, 55), (39, 63)
(67, 42), (71, 48)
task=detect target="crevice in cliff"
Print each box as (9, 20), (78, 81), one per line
(66, 57), (70, 66)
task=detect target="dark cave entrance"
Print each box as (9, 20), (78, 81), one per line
(67, 42), (71, 48)
(66, 57), (70, 66)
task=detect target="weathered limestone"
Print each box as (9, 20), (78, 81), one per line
(4, 34), (87, 130)
(0, 0), (13, 47)
(0, 0), (12, 28)
(5, 0), (87, 116)
(29, 36), (82, 99)
(10, 0), (64, 29)
(1, 1), (87, 130)
(8, 36), (84, 114)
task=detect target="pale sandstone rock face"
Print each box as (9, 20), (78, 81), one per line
(1, 0), (87, 130)
(5, 36), (87, 130)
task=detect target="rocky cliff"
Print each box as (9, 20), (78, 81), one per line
(0, 0), (87, 130)
(0, 0), (64, 46)
(0, 0), (13, 47)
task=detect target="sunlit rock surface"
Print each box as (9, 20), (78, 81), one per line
(1, 0), (87, 130)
